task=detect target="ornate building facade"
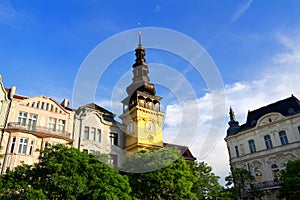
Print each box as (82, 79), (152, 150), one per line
(73, 103), (124, 167)
(225, 95), (300, 199)
(0, 80), (74, 173)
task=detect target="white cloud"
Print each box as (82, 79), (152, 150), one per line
(162, 33), (300, 185)
(231, 0), (254, 22)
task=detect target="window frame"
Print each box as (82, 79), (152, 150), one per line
(18, 138), (29, 154)
(264, 135), (273, 149)
(248, 139), (256, 153)
(279, 131), (289, 145)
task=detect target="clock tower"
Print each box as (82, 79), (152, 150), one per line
(120, 32), (165, 152)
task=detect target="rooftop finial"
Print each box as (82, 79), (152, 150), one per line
(229, 106), (236, 121)
(138, 31), (142, 48)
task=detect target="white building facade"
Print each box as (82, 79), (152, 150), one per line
(225, 95), (300, 199)
(73, 103), (124, 167)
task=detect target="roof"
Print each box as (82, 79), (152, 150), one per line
(240, 95), (300, 131)
(80, 103), (115, 117)
(163, 143), (196, 161)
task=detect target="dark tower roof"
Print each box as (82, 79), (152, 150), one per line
(125, 32), (156, 96)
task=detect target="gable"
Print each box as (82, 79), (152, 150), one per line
(19, 96), (69, 114)
(257, 112), (284, 127)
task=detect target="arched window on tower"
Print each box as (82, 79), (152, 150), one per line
(153, 100), (160, 111)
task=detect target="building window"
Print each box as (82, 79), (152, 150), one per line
(57, 119), (65, 132)
(298, 126), (300, 134)
(248, 139), (256, 153)
(264, 135), (273, 149)
(18, 138), (28, 154)
(29, 140), (34, 155)
(10, 137), (16, 153)
(48, 117), (57, 131)
(96, 129), (101, 142)
(27, 114), (37, 131)
(41, 102), (45, 109)
(255, 168), (263, 183)
(279, 131), (289, 145)
(110, 133), (118, 146)
(84, 126), (89, 140)
(91, 127), (96, 141)
(271, 164), (280, 181)
(18, 112), (27, 125)
(235, 146), (239, 157)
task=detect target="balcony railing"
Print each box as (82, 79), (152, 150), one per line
(7, 122), (71, 139)
(252, 180), (282, 189)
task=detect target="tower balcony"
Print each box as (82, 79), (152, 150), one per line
(6, 122), (72, 141)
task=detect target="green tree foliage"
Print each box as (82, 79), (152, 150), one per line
(225, 168), (263, 200)
(122, 147), (197, 200)
(0, 144), (131, 200)
(189, 161), (224, 199)
(279, 158), (300, 199)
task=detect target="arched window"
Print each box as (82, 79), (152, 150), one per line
(255, 168), (263, 183)
(279, 131), (289, 145)
(248, 139), (256, 153)
(271, 164), (280, 181)
(264, 135), (273, 149)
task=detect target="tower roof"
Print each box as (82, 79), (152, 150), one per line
(125, 32), (156, 96)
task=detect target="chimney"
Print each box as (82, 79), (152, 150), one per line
(61, 98), (69, 108)
(10, 86), (16, 99)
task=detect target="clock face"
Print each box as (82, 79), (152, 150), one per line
(148, 134), (153, 141)
(127, 123), (133, 133)
(146, 122), (154, 132)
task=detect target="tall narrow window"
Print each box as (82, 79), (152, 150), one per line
(248, 139), (256, 153)
(235, 146), (239, 157)
(57, 119), (65, 133)
(271, 164), (280, 181)
(27, 114), (37, 131)
(110, 133), (118, 146)
(49, 117), (56, 131)
(10, 137), (16, 153)
(96, 129), (101, 142)
(29, 140), (34, 155)
(41, 102), (45, 109)
(84, 127), (89, 140)
(18, 138), (28, 154)
(91, 127), (96, 141)
(264, 135), (273, 149)
(18, 112), (27, 126)
(279, 131), (289, 145)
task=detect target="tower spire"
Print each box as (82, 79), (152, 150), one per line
(138, 31), (142, 48)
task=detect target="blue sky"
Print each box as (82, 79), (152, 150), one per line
(1, 0), (300, 185)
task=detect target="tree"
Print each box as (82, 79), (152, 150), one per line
(225, 168), (263, 199)
(189, 161), (224, 199)
(0, 144), (132, 200)
(279, 158), (300, 199)
(122, 147), (197, 199)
